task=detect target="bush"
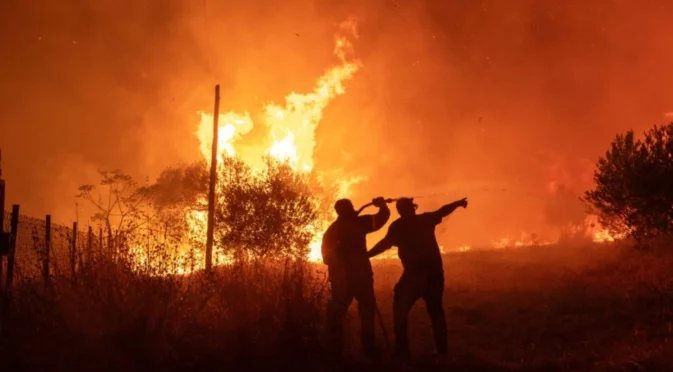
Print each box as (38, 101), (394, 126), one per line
(584, 123), (673, 241)
(4, 256), (330, 370)
(3, 158), (334, 370)
(215, 157), (329, 261)
(144, 157), (334, 263)
(76, 169), (155, 249)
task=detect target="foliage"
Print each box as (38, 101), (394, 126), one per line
(7, 239), (673, 370)
(76, 169), (205, 270)
(76, 153), (335, 268)
(76, 169), (154, 249)
(141, 161), (209, 242)
(4, 253), (329, 370)
(144, 161), (209, 209)
(584, 123), (673, 241)
(215, 157), (327, 261)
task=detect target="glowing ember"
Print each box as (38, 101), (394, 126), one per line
(584, 214), (627, 243)
(592, 229), (618, 242)
(486, 215), (626, 251)
(492, 233), (553, 249)
(457, 244), (472, 252)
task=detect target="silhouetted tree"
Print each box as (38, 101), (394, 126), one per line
(142, 161), (209, 242)
(146, 161), (208, 207)
(215, 157), (329, 261)
(142, 157), (333, 262)
(583, 123), (673, 241)
(77, 170), (154, 249)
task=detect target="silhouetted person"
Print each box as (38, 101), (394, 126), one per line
(367, 197), (468, 359)
(321, 197), (391, 359)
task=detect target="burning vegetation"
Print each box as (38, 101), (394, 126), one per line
(3, 4), (673, 371)
(63, 17), (629, 275)
(62, 19), (363, 275)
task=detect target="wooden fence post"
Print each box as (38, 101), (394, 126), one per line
(98, 227), (103, 257)
(5, 205), (19, 291)
(107, 231), (113, 262)
(87, 226), (93, 265)
(71, 222), (77, 278)
(44, 215), (51, 292)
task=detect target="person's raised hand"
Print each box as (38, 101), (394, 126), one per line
(458, 197), (468, 208)
(372, 196), (387, 207)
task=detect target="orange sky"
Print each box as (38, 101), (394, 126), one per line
(1, 0), (672, 248)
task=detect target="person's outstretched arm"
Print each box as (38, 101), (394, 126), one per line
(427, 197), (468, 222)
(367, 228), (395, 258)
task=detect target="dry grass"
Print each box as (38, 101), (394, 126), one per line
(2, 241), (673, 371)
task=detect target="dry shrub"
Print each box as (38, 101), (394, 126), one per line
(4, 251), (331, 371)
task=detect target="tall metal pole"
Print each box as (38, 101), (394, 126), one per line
(205, 85), (220, 273)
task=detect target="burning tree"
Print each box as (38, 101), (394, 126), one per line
(214, 157), (330, 262)
(145, 157), (334, 266)
(143, 161), (209, 242)
(584, 123), (673, 242)
(76, 159), (333, 273)
(75, 18), (360, 270)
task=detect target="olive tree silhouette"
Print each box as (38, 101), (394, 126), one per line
(77, 169), (154, 252)
(215, 156), (330, 262)
(583, 123), (673, 242)
(146, 157), (333, 263)
(143, 161), (209, 243)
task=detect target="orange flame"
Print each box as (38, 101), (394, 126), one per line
(187, 19), (362, 266)
(583, 214), (627, 243)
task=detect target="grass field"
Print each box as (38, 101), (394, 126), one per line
(366, 243), (673, 371)
(2, 240), (673, 371)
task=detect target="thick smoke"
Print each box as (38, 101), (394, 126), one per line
(1, 0), (672, 247)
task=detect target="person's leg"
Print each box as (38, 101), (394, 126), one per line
(326, 273), (354, 358)
(423, 270), (447, 354)
(353, 275), (378, 357)
(392, 272), (421, 358)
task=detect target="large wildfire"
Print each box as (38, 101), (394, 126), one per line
(181, 19), (362, 269)
(127, 18), (624, 275)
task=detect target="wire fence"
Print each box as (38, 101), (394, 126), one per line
(3, 209), (106, 282)
(1, 207), (213, 286)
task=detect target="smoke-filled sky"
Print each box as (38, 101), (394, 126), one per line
(1, 0), (672, 247)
